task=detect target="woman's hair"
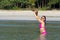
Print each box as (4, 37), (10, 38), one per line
(41, 16), (46, 24)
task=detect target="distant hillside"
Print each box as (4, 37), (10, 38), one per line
(0, 0), (60, 10)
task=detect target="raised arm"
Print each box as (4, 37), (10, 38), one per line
(33, 10), (43, 23)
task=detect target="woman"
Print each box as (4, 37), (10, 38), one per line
(33, 9), (47, 40)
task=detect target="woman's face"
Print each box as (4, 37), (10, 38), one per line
(41, 16), (46, 21)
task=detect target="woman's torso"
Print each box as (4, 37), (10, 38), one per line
(39, 23), (47, 35)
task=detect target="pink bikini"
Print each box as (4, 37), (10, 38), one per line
(39, 23), (47, 36)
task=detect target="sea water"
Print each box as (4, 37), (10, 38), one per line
(0, 20), (60, 40)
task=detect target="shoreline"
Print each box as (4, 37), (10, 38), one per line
(0, 10), (60, 21)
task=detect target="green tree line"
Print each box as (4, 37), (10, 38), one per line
(0, 0), (60, 10)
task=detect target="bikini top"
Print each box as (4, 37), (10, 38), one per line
(39, 23), (43, 28)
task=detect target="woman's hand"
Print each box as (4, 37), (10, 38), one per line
(32, 9), (43, 23)
(32, 9), (38, 16)
(35, 10), (38, 16)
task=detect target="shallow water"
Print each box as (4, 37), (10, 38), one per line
(0, 20), (60, 40)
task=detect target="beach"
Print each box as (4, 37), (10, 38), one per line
(0, 10), (60, 40)
(0, 10), (60, 21)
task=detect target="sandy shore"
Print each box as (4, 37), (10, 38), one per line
(0, 10), (60, 21)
